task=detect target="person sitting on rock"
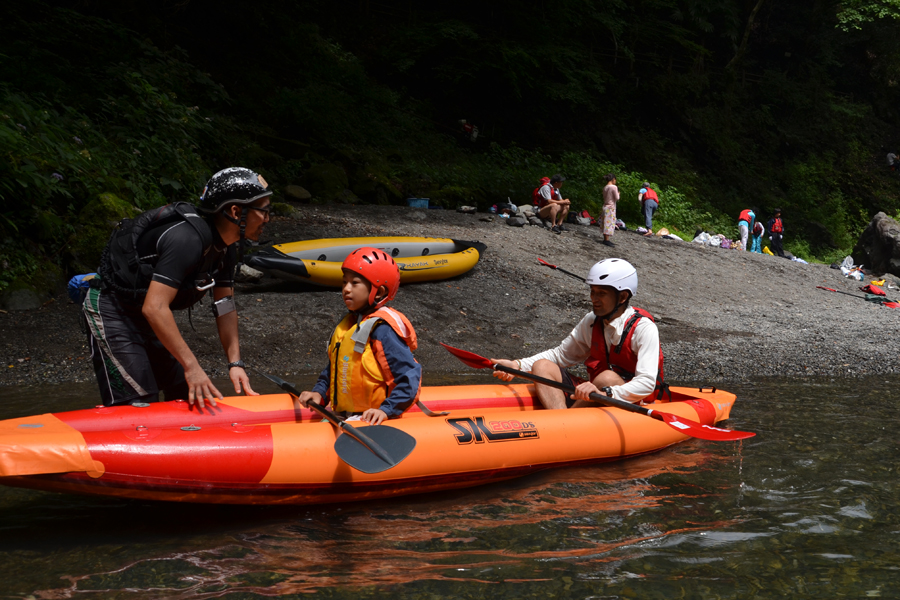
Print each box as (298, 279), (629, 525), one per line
(490, 258), (665, 409)
(536, 174), (571, 234)
(297, 247), (421, 425)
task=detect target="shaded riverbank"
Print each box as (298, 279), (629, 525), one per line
(2, 204), (898, 390)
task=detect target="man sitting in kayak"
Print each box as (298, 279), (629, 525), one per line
(297, 247), (422, 425)
(491, 258), (665, 408)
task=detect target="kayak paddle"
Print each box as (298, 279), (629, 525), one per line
(537, 257), (585, 282)
(440, 343), (755, 442)
(816, 286), (900, 308)
(253, 369), (416, 474)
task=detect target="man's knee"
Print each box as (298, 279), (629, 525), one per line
(533, 359), (563, 380)
(592, 370), (626, 388)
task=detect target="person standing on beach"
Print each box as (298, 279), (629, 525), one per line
(767, 208), (785, 257)
(751, 221), (765, 253)
(638, 182), (659, 237)
(601, 173), (619, 247)
(737, 208), (755, 251)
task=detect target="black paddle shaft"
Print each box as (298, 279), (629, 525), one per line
(252, 369), (404, 468)
(493, 363), (662, 421)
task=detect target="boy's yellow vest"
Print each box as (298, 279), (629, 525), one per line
(327, 307), (419, 413)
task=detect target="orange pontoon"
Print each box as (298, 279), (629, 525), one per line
(0, 384), (740, 505)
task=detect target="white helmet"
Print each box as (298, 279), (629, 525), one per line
(586, 258), (637, 296)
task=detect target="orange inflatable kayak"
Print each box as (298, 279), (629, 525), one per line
(0, 384), (740, 505)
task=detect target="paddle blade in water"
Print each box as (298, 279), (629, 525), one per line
(654, 411), (756, 441)
(334, 425), (417, 474)
(440, 343), (494, 369)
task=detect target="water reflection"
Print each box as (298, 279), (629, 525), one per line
(1, 376), (899, 599)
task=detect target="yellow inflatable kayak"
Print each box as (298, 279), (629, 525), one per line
(246, 237), (486, 287)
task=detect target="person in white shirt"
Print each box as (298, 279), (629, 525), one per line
(491, 258), (665, 409)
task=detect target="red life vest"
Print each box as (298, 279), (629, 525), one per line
(641, 187), (659, 203)
(533, 179), (552, 208)
(584, 307), (666, 399)
(739, 209), (754, 224)
(753, 222), (764, 235)
(770, 217), (783, 233)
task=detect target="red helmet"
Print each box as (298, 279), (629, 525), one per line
(341, 247), (400, 309)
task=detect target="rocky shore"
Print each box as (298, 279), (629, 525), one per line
(2, 204), (899, 391)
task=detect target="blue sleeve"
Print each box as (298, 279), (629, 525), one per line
(370, 324), (422, 418)
(639, 188), (647, 195)
(311, 363), (331, 401)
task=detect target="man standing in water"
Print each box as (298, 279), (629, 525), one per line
(83, 167), (271, 408)
(490, 258), (665, 408)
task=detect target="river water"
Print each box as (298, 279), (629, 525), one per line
(1, 375), (898, 599)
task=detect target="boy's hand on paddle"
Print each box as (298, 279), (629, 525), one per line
(490, 359), (519, 382)
(297, 391), (323, 408)
(361, 408), (387, 426)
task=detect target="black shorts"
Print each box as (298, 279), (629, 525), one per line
(83, 288), (188, 406)
(560, 370), (584, 408)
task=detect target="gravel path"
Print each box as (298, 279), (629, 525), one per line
(2, 204), (898, 390)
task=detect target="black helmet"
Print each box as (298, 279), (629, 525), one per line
(199, 167), (272, 213)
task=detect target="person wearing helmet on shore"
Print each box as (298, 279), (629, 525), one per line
(83, 167), (271, 409)
(296, 247), (422, 425)
(490, 258), (665, 409)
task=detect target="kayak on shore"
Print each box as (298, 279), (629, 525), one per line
(246, 237), (486, 286)
(0, 384), (741, 505)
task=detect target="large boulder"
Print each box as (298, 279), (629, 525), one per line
(284, 185), (311, 202)
(302, 163), (349, 202)
(852, 212), (900, 276)
(0, 260), (63, 311)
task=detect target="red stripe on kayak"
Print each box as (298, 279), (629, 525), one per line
(55, 402), (305, 433)
(81, 424), (274, 482)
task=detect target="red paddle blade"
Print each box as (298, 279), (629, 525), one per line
(655, 411), (756, 441)
(538, 257), (557, 269)
(440, 343), (494, 369)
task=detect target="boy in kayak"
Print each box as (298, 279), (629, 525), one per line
(297, 247), (421, 425)
(490, 258), (665, 408)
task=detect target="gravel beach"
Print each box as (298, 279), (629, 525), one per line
(2, 204), (898, 390)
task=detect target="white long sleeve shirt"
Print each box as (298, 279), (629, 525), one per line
(518, 307), (661, 403)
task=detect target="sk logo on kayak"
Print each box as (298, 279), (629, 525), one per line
(446, 416), (539, 444)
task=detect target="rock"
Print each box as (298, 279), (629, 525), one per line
(270, 202), (295, 217)
(0, 285), (43, 311)
(70, 193), (139, 273)
(235, 264), (264, 284)
(852, 212), (900, 276)
(284, 185), (311, 201)
(335, 189), (361, 205)
(302, 163), (349, 202)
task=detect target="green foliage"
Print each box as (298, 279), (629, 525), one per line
(837, 0), (900, 30)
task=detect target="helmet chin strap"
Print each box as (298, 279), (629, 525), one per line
(596, 295), (630, 323)
(222, 207), (249, 263)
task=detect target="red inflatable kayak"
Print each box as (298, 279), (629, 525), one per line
(0, 384), (741, 505)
